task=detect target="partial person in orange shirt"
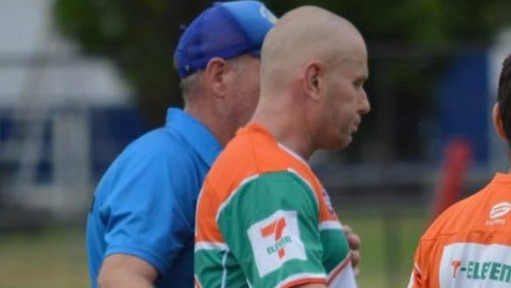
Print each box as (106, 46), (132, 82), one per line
(407, 52), (511, 288)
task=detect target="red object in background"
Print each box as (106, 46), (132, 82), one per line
(431, 138), (472, 222)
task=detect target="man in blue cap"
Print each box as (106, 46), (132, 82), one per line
(86, 1), (359, 287)
(86, 2), (278, 287)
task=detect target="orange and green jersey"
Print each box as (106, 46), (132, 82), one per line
(408, 173), (511, 288)
(194, 123), (356, 288)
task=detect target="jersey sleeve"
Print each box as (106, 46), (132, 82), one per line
(95, 143), (196, 274)
(217, 171), (327, 287)
(407, 239), (425, 288)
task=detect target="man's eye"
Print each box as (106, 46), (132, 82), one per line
(354, 80), (365, 87)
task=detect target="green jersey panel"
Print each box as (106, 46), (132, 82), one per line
(217, 171), (327, 287)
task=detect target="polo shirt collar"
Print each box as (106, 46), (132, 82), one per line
(165, 108), (222, 167)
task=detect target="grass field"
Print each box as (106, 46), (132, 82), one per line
(0, 210), (428, 288)
(0, 226), (89, 288)
(342, 209), (428, 288)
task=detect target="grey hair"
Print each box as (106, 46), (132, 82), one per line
(179, 72), (202, 101)
(179, 57), (245, 101)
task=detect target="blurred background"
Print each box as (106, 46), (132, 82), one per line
(1, 0), (511, 287)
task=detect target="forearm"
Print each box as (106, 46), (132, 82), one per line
(98, 254), (158, 288)
(98, 273), (154, 288)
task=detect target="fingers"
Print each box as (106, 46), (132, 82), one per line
(350, 247), (361, 277)
(343, 224), (361, 277)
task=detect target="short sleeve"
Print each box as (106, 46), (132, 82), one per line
(217, 171), (327, 287)
(407, 243), (423, 288)
(96, 140), (197, 274)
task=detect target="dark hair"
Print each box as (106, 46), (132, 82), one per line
(497, 53), (511, 143)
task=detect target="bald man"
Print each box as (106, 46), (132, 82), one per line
(194, 5), (369, 288)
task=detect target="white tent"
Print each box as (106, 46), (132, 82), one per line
(0, 0), (133, 219)
(0, 0), (132, 107)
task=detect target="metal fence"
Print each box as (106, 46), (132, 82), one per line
(0, 39), (509, 225)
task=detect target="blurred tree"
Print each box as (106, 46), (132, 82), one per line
(53, 0), (211, 127)
(315, 0), (511, 162)
(53, 0), (511, 160)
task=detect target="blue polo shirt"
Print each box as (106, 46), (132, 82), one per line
(86, 108), (222, 288)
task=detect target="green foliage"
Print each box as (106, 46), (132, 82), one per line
(53, 0), (210, 126)
(336, 0), (510, 46)
(52, 0), (511, 132)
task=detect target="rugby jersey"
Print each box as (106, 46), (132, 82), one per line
(194, 123), (356, 288)
(407, 173), (511, 288)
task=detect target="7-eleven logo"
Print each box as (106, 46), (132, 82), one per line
(248, 210), (306, 277)
(260, 217), (288, 259)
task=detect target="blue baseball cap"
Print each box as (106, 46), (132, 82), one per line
(174, 1), (277, 79)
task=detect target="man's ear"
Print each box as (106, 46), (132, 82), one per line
(493, 102), (507, 141)
(303, 61), (322, 100)
(204, 57), (228, 97)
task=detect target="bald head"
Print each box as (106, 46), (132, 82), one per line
(260, 6), (367, 94)
(252, 6), (369, 158)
